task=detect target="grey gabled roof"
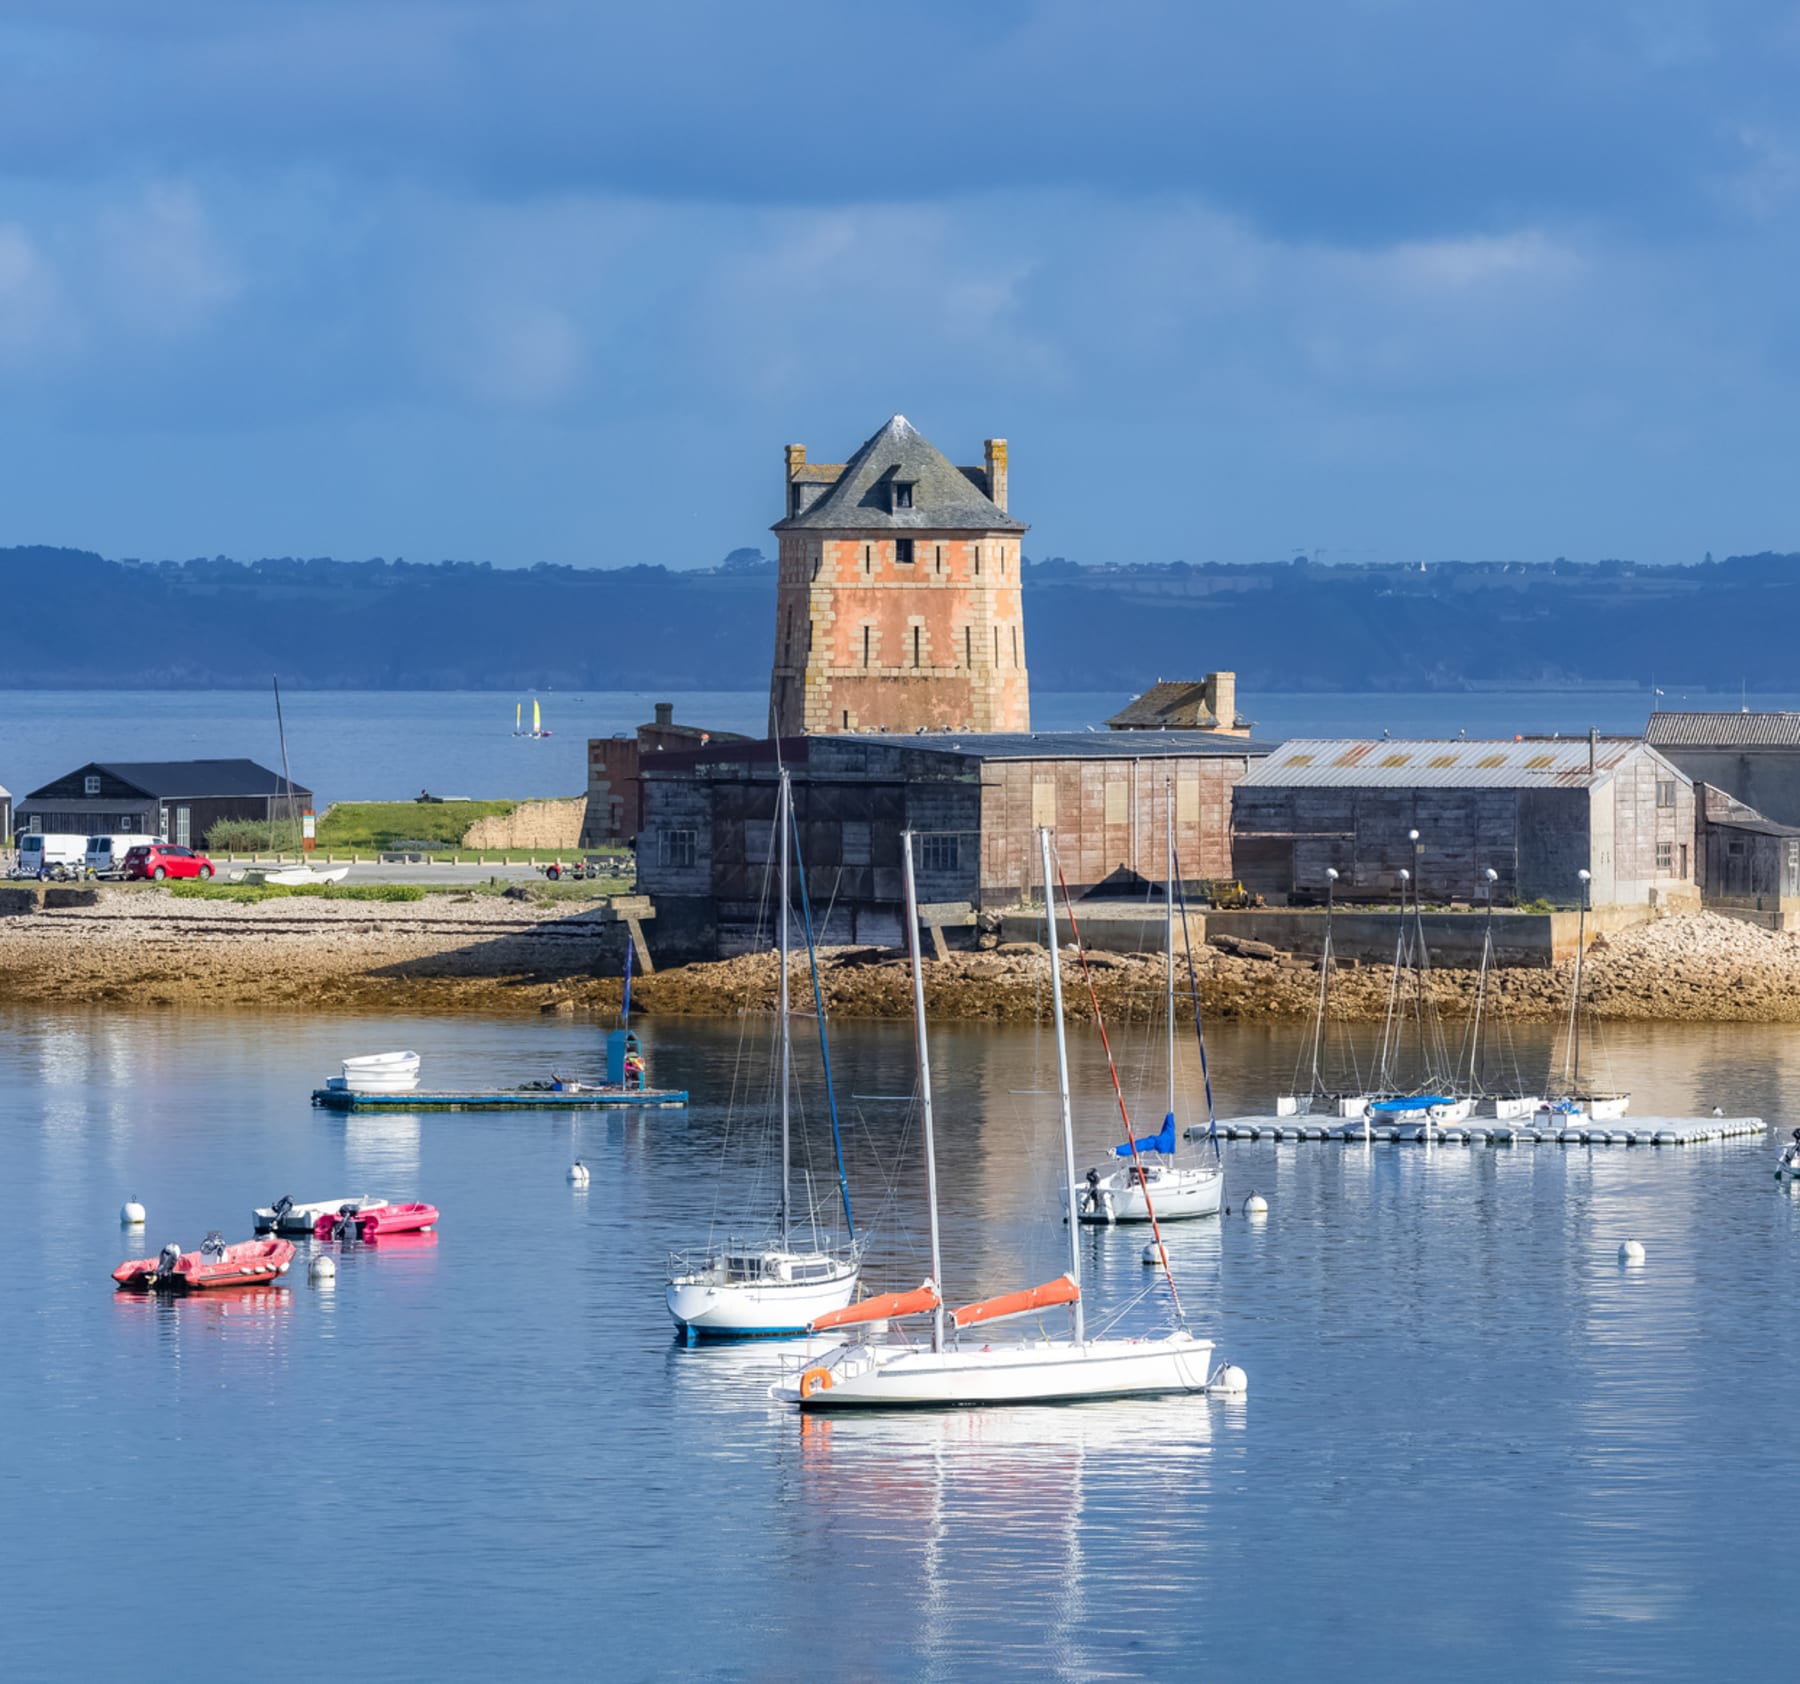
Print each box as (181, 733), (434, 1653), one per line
(95, 759), (306, 799)
(901, 731), (1275, 762)
(1646, 711), (1800, 747)
(773, 414), (1026, 533)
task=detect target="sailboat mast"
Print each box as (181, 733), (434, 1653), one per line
(272, 675), (296, 854)
(1310, 870), (1336, 1094)
(1040, 825), (1086, 1345)
(1568, 869), (1590, 1095)
(778, 769), (792, 1249)
(1165, 785), (1176, 1125)
(901, 832), (946, 1354)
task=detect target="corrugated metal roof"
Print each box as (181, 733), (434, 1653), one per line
(903, 731), (1276, 763)
(1239, 737), (1672, 789)
(1646, 711), (1800, 747)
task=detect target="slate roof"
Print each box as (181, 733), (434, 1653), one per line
(773, 415), (1025, 534)
(1239, 737), (1681, 790)
(1645, 711), (1800, 747)
(36, 759), (309, 799)
(1105, 680), (1252, 732)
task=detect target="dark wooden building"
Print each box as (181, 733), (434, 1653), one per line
(17, 759), (312, 846)
(1232, 737), (1697, 909)
(1695, 782), (1800, 913)
(637, 730), (1270, 959)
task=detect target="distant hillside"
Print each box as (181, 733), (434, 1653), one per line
(3, 545), (1793, 690)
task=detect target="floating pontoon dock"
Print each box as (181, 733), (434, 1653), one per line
(311, 1086), (688, 1112)
(1190, 1116), (1765, 1148)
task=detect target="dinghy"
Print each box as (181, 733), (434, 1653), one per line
(254, 1194), (388, 1235)
(314, 1201), (439, 1240)
(265, 866), (350, 886)
(330, 1051), (421, 1093)
(114, 1235), (294, 1292)
(1776, 1130), (1800, 1180)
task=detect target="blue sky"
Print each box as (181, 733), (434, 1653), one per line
(3, 1), (1796, 568)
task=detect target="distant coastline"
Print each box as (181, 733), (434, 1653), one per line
(7, 544), (1798, 693)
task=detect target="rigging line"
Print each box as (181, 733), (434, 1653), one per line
(790, 791), (854, 1243)
(1172, 844), (1220, 1160)
(1053, 850), (1185, 1324)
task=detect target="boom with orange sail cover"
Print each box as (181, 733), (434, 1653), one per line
(950, 1275), (1080, 1331)
(809, 1281), (940, 1333)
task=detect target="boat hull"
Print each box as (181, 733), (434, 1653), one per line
(1074, 1163), (1224, 1224)
(314, 1201), (438, 1239)
(667, 1269), (859, 1339)
(776, 1331), (1215, 1409)
(113, 1239), (295, 1292)
(254, 1196), (386, 1234)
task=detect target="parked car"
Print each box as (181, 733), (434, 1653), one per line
(122, 843), (216, 882)
(85, 834), (146, 878)
(17, 833), (88, 879)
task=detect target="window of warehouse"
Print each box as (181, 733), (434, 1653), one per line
(920, 834), (960, 872)
(659, 829), (697, 870)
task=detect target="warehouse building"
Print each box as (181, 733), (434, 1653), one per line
(17, 759), (312, 847)
(1694, 782), (1800, 921)
(1231, 736), (1697, 909)
(1645, 711), (1800, 827)
(638, 730), (1271, 958)
(580, 702), (751, 846)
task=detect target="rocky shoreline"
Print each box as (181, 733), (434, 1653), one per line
(1, 888), (1798, 1024)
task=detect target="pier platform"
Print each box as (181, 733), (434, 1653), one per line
(311, 1085), (688, 1112)
(1189, 1115), (1765, 1148)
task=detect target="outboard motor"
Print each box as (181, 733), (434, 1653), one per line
(1083, 1167), (1101, 1214)
(331, 1204), (360, 1242)
(271, 1195), (294, 1225)
(200, 1232), (227, 1261)
(157, 1242), (183, 1279)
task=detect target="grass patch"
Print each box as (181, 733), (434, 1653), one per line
(169, 882), (427, 905)
(424, 879), (625, 903)
(315, 800), (518, 852)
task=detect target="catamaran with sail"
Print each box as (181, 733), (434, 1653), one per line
(665, 768), (860, 1340)
(1073, 794), (1223, 1223)
(513, 698), (553, 739)
(771, 826), (1227, 1410)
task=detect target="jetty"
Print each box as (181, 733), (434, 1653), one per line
(1193, 1116), (1766, 1148)
(312, 1085), (688, 1112)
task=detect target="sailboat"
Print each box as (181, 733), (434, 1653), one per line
(514, 698), (553, 739)
(771, 826), (1224, 1410)
(1073, 794), (1223, 1223)
(665, 768), (860, 1340)
(1458, 870), (1543, 1118)
(1538, 869), (1629, 1122)
(1275, 868), (1376, 1119)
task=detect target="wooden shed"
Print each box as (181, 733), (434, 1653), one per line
(1231, 736), (1697, 909)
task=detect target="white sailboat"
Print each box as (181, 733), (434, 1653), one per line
(771, 826), (1225, 1410)
(666, 768), (859, 1340)
(1073, 796), (1223, 1224)
(1538, 869), (1630, 1122)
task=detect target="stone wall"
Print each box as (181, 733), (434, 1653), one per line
(463, 798), (587, 851)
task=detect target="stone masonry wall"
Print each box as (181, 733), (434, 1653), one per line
(463, 798), (587, 850)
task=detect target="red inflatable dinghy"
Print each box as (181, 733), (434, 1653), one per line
(314, 1201), (439, 1239)
(114, 1236), (295, 1292)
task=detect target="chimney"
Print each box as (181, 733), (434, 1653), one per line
(1588, 725), (1597, 773)
(983, 438), (1008, 512)
(1206, 671), (1237, 732)
(655, 702), (674, 727)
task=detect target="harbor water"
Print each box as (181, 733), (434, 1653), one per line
(1, 1005), (1796, 1680)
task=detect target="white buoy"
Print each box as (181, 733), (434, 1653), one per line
(120, 1198), (146, 1226)
(1619, 1239), (1646, 1266)
(1211, 1364), (1249, 1395)
(1142, 1241), (1168, 1267)
(1245, 1192), (1269, 1219)
(567, 1160), (590, 1186)
(309, 1253), (337, 1283)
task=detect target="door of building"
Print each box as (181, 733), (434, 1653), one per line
(175, 806), (190, 847)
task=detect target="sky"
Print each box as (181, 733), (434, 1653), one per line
(2, 0), (1798, 570)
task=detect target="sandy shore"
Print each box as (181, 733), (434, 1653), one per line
(3, 888), (1799, 1024)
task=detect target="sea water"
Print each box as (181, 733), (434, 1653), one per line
(0, 686), (1777, 809)
(0, 1005), (1794, 1680)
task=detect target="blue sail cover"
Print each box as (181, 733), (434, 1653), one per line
(1116, 1114), (1178, 1157)
(1369, 1095), (1454, 1115)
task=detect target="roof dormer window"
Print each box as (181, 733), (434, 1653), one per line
(892, 480), (915, 511)
(84, 775), (101, 796)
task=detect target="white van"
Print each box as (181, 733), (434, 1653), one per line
(18, 833), (88, 878)
(85, 834), (143, 877)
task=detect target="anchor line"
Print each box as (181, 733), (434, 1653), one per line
(1054, 856), (1185, 1324)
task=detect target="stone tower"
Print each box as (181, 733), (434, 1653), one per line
(768, 415), (1030, 736)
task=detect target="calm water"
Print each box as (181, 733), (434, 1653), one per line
(1, 686), (1775, 809)
(2, 1005), (1795, 1680)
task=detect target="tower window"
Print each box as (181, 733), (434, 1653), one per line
(934, 545), (942, 572)
(974, 545), (981, 576)
(965, 626), (972, 667)
(913, 626), (921, 666)
(892, 480), (914, 510)
(863, 625), (871, 667)
(993, 626), (999, 665)
(895, 539), (915, 565)
(1012, 625), (1019, 667)
(864, 544), (872, 573)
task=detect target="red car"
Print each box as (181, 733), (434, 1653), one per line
(122, 843), (216, 882)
